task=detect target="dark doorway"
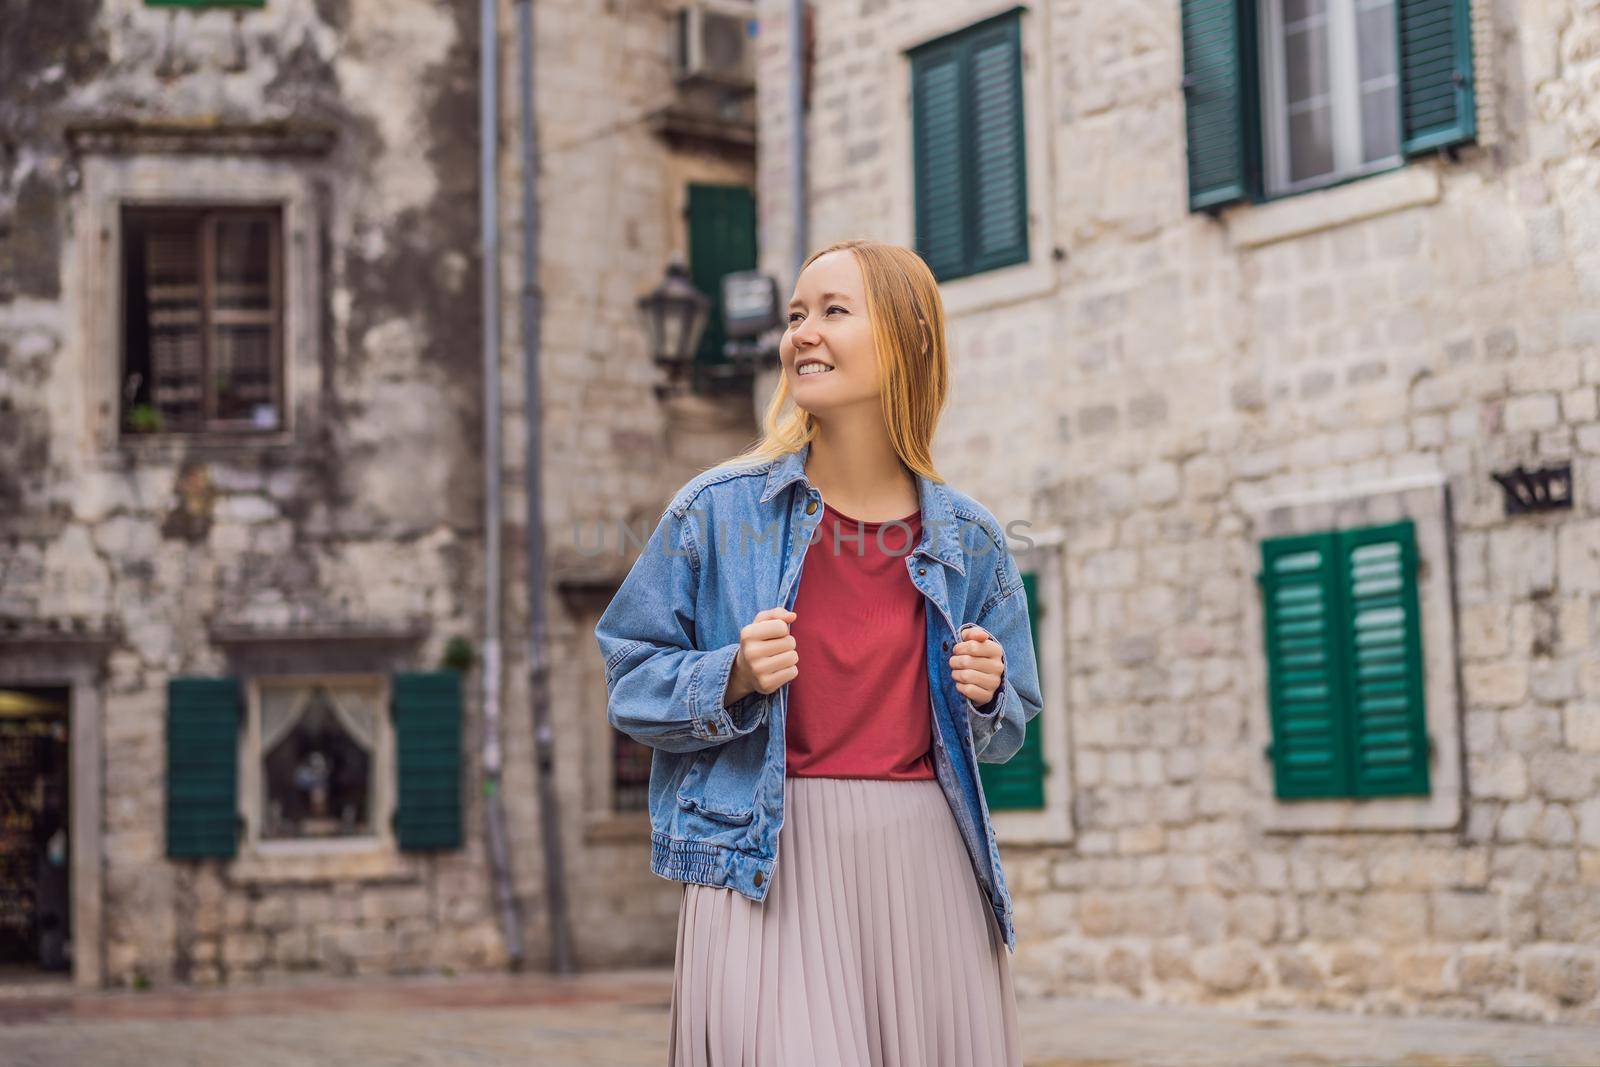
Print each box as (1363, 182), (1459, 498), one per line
(0, 686), (70, 973)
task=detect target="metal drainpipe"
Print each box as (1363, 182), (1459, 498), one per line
(789, 0), (808, 279)
(517, 0), (574, 975)
(481, 0), (526, 972)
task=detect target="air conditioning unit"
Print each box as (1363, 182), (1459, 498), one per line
(675, 0), (756, 90)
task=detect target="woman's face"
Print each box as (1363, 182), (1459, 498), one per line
(780, 250), (880, 413)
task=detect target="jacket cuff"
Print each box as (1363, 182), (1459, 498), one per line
(966, 668), (1007, 746)
(689, 640), (767, 743)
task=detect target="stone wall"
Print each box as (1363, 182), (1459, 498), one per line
(754, 0), (1600, 1023)
(0, 0), (501, 987)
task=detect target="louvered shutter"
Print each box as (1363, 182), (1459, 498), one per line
(144, 220), (207, 430)
(1396, 0), (1476, 155)
(1258, 533), (1349, 798)
(1337, 521), (1430, 796)
(979, 571), (1046, 810)
(1181, 0), (1260, 211)
(166, 677), (241, 858)
(911, 8), (1028, 281)
(1259, 523), (1431, 799)
(911, 40), (970, 280)
(967, 15), (1028, 274)
(392, 671), (464, 850)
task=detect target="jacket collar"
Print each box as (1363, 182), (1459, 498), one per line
(757, 440), (966, 576)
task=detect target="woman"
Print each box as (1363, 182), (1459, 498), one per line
(595, 238), (1041, 1066)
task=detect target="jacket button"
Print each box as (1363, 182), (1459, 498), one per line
(805, 499), (818, 515)
(754, 870), (764, 887)
(917, 566), (926, 576)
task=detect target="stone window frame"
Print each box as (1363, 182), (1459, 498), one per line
(1242, 473), (1465, 833)
(883, 0), (1060, 318)
(236, 673), (399, 859)
(992, 528), (1076, 846)
(69, 125), (329, 460)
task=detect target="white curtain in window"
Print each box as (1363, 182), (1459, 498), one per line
(325, 685), (378, 752)
(260, 685), (307, 755)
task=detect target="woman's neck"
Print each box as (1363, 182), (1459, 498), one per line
(804, 424), (919, 522)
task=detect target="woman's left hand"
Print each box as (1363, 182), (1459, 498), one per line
(950, 624), (1005, 706)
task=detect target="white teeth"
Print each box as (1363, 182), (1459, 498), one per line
(798, 364), (833, 376)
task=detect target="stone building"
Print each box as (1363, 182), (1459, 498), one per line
(0, 0), (760, 988)
(746, 0), (1600, 1024)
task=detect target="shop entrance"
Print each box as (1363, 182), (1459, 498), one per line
(0, 686), (71, 974)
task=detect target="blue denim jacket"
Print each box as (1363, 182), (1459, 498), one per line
(593, 442), (1043, 952)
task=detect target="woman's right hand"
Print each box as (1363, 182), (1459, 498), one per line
(725, 607), (799, 707)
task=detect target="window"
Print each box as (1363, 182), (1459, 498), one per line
(612, 732), (651, 814)
(121, 205), (284, 437)
(1181, 0), (1476, 209)
(908, 8), (1028, 282)
(1257, 520), (1429, 799)
(164, 672), (463, 859)
(978, 570), (1045, 811)
(1260, 0), (1402, 195)
(253, 680), (384, 842)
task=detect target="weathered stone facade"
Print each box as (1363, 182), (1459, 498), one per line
(751, 0), (1600, 1024)
(0, 0), (757, 988)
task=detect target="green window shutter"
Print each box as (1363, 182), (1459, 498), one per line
(979, 570), (1046, 810)
(1259, 533), (1349, 798)
(912, 41), (970, 280)
(392, 671), (464, 850)
(911, 8), (1028, 282)
(166, 677), (241, 859)
(1259, 523), (1431, 799)
(1337, 521), (1430, 796)
(1396, 0), (1476, 155)
(1180, 0), (1261, 211)
(686, 184), (756, 369)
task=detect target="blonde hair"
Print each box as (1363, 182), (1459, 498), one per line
(710, 239), (949, 483)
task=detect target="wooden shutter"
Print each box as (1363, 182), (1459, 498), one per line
(966, 15), (1029, 273)
(392, 671), (464, 850)
(911, 8), (1028, 281)
(166, 677), (241, 858)
(1181, 0), (1262, 211)
(979, 571), (1046, 810)
(143, 220), (207, 430)
(1258, 523), (1430, 799)
(1338, 521), (1430, 795)
(1259, 533), (1348, 797)
(687, 184), (757, 370)
(1396, 0), (1476, 155)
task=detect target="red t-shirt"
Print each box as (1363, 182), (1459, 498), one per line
(784, 499), (937, 780)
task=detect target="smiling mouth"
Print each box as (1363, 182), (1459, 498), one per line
(796, 363), (834, 376)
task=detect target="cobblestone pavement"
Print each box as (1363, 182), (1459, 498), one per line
(2, 968), (1599, 1066)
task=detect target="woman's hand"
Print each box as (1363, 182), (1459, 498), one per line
(725, 607), (799, 707)
(950, 624), (1005, 706)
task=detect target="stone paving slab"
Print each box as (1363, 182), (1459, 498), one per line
(1, 968), (1598, 1066)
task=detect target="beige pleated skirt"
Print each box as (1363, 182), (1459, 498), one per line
(667, 774), (1022, 1067)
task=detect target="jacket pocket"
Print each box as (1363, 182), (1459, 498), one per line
(673, 733), (762, 825)
(674, 792), (756, 825)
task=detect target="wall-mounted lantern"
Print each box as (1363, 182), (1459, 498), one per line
(639, 262), (786, 399)
(637, 258), (711, 399)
